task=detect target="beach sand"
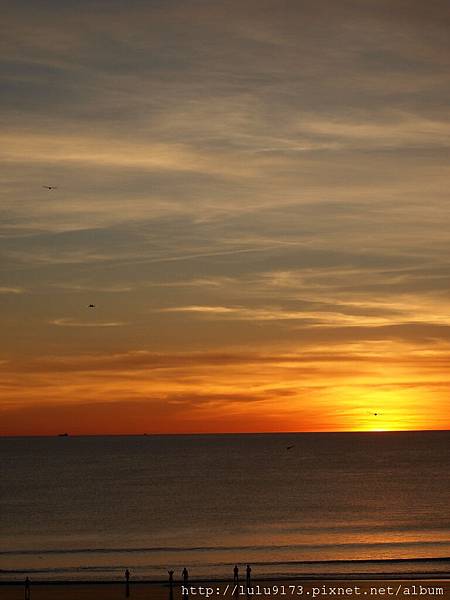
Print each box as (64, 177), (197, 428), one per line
(1, 579), (449, 600)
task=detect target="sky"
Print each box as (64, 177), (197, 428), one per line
(1, 0), (450, 435)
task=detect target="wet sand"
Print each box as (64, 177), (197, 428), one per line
(1, 579), (449, 600)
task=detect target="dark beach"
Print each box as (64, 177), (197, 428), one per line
(2, 578), (450, 600)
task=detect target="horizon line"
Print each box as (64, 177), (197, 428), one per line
(1, 428), (449, 438)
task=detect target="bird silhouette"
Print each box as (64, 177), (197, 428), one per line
(88, 304), (96, 308)
(42, 185), (58, 190)
(286, 445), (294, 450)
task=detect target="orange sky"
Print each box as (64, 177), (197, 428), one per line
(1, 1), (450, 435)
(1, 342), (449, 435)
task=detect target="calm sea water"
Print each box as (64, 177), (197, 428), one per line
(0, 432), (449, 581)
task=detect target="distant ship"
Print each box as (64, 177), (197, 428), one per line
(58, 433), (69, 437)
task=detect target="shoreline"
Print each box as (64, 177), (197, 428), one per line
(2, 573), (450, 584)
(1, 578), (449, 600)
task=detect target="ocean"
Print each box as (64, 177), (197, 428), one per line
(0, 431), (449, 581)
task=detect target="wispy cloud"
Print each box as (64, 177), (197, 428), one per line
(50, 318), (127, 327)
(157, 296), (450, 328)
(158, 304), (391, 326)
(298, 113), (450, 150)
(0, 286), (25, 294)
(0, 132), (259, 178)
(51, 283), (135, 293)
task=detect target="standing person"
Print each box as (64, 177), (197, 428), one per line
(125, 569), (130, 597)
(182, 568), (189, 599)
(233, 564), (239, 584)
(182, 567), (189, 583)
(246, 564), (251, 588)
(24, 577), (30, 600)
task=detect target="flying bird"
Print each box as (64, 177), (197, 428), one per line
(286, 445), (294, 450)
(42, 185), (58, 190)
(88, 304), (96, 308)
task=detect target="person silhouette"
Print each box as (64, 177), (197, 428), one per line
(182, 567), (189, 598)
(233, 564), (239, 583)
(168, 570), (174, 600)
(25, 577), (31, 600)
(246, 564), (251, 588)
(125, 569), (130, 597)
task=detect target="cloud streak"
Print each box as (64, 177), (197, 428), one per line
(50, 318), (127, 328)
